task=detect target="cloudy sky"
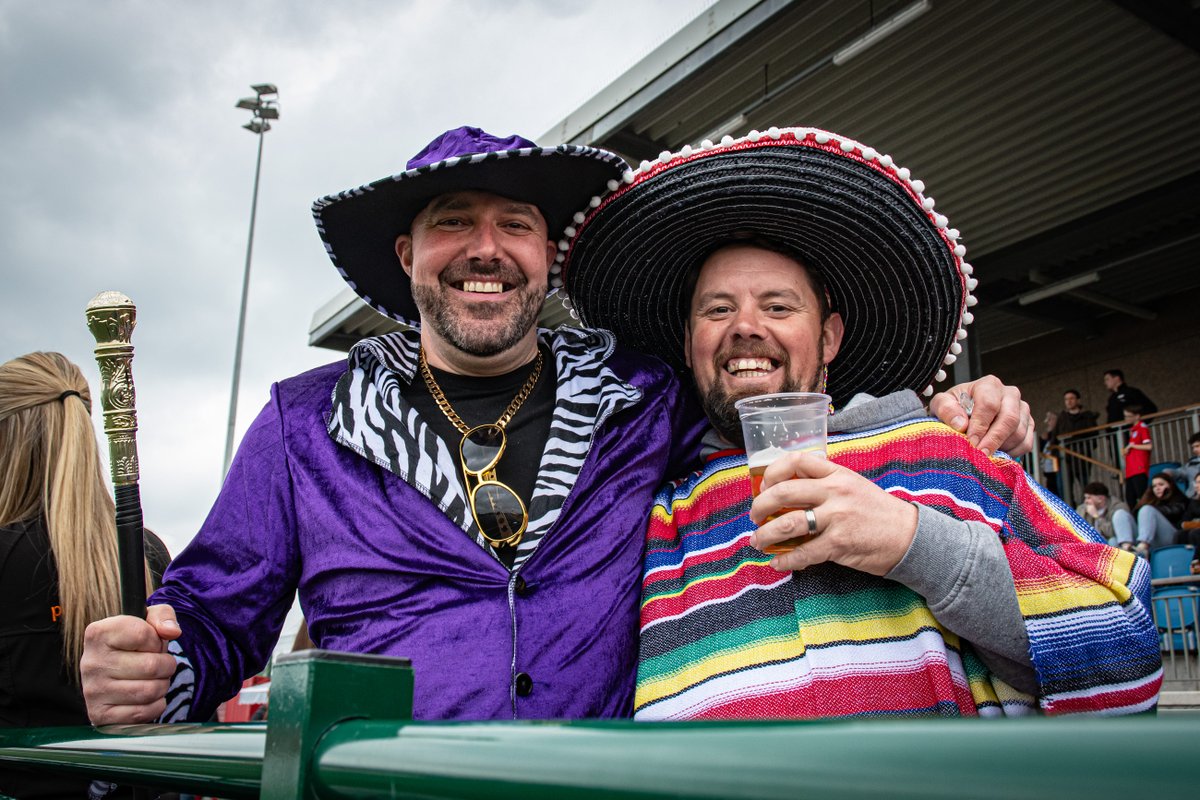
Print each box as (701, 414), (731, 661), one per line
(1, 0), (715, 561)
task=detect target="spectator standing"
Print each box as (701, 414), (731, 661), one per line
(1123, 405), (1152, 509)
(1133, 473), (1188, 557)
(1076, 482), (1136, 551)
(1051, 389), (1099, 499)
(1104, 369), (1157, 424)
(0, 352), (170, 799)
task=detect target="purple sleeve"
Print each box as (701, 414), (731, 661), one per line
(150, 382), (300, 720)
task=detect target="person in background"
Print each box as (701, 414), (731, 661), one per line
(1179, 474), (1200, 573)
(1051, 389), (1099, 499)
(1133, 473), (1188, 557)
(1038, 411), (1060, 495)
(0, 352), (170, 800)
(1163, 432), (1200, 499)
(1122, 404), (1152, 510)
(1076, 482), (1136, 551)
(1104, 369), (1157, 424)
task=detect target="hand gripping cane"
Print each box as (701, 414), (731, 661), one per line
(86, 291), (147, 618)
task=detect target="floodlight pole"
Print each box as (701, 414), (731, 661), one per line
(224, 84), (279, 477)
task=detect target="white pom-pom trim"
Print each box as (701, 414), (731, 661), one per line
(898, 167), (911, 181)
(943, 354), (957, 365)
(557, 239), (569, 251)
(588, 196), (601, 208)
(954, 245), (967, 257)
(962, 311), (975, 325)
(966, 278), (978, 290)
(911, 179), (925, 193)
(573, 211), (586, 224)
(961, 263), (974, 276)
(815, 132), (831, 144)
(935, 369), (947, 382)
(550, 275), (563, 289)
(956, 328), (968, 341)
(923, 385), (935, 397)
(564, 226), (576, 237)
(966, 295), (978, 307)
(606, 180), (618, 192)
(951, 343), (963, 355)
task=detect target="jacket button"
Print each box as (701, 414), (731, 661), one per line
(515, 672), (533, 697)
(514, 576), (528, 596)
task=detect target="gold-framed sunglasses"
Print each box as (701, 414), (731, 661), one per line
(459, 423), (528, 548)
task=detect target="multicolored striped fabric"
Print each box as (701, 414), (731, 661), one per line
(636, 417), (1162, 720)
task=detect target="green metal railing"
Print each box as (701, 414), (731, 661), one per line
(2, 650), (1197, 799)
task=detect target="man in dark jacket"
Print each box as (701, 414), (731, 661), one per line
(1052, 389), (1099, 499)
(1104, 369), (1157, 424)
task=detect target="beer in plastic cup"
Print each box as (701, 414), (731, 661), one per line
(735, 392), (830, 554)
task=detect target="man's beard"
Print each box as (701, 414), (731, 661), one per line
(698, 342), (825, 448)
(410, 260), (545, 357)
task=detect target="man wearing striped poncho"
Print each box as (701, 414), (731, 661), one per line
(562, 125), (1161, 720)
(633, 243), (1161, 720)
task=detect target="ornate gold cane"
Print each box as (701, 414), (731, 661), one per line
(86, 291), (147, 618)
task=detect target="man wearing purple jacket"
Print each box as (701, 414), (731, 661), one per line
(80, 127), (1031, 722)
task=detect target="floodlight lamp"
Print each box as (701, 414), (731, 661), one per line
(236, 98), (259, 110)
(260, 106), (280, 120)
(243, 120), (271, 134)
(251, 83), (278, 96)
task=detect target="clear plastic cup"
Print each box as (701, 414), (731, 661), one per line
(735, 392), (830, 553)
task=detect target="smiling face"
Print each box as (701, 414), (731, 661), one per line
(396, 190), (555, 370)
(685, 244), (844, 444)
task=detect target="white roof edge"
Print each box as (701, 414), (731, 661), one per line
(539, 0), (774, 145)
(308, 287), (371, 344)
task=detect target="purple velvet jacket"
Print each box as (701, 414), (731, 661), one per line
(153, 333), (700, 720)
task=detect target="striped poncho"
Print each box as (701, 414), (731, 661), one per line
(635, 404), (1162, 720)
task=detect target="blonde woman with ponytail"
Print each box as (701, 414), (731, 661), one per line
(0, 351), (169, 798)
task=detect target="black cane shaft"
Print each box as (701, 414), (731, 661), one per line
(114, 483), (147, 618)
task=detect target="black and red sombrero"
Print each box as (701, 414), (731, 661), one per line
(556, 126), (976, 408)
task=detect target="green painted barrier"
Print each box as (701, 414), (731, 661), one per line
(1, 650), (1196, 799)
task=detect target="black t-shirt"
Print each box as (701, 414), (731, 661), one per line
(403, 347), (555, 568)
(1, 520), (171, 797)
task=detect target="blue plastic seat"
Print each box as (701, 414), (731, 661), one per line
(1152, 587), (1198, 652)
(1150, 544), (1196, 579)
(1148, 461), (1180, 481)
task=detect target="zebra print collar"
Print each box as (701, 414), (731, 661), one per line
(326, 326), (642, 569)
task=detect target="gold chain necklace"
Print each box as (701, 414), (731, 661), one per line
(419, 347), (544, 434)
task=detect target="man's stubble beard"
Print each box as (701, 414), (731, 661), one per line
(411, 270), (546, 358)
(699, 341), (825, 448)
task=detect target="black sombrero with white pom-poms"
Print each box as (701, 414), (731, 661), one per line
(556, 126), (976, 408)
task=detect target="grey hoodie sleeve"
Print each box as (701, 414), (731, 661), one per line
(886, 505), (1039, 695)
